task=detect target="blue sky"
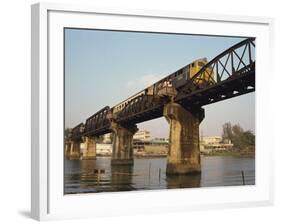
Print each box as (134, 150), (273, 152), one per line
(65, 29), (255, 138)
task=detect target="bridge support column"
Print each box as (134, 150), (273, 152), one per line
(111, 122), (138, 165)
(69, 141), (81, 160)
(164, 103), (204, 175)
(64, 141), (72, 159)
(82, 137), (97, 160)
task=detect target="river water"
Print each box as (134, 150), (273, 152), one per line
(64, 156), (255, 194)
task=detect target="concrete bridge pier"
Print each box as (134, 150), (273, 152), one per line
(68, 141), (81, 160)
(110, 122), (138, 165)
(64, 141), (72, 159)
(164, 103), (204, 175)
(82, 137), (97, 160)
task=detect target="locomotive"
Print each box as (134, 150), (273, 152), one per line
(113, 58), (213, 114)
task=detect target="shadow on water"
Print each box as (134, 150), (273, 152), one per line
(111, 165), (135, 191)
(79, 159), (113, 193)
(166, 173), (201, 189)
(65, 159), (136, 193)
(79, 159), (98, 190)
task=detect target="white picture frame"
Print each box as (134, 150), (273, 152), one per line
(31, 2), (274, 221)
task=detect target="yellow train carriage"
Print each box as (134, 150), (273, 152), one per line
(189, 58), (214, 84)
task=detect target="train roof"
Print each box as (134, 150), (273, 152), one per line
(112, 57), (208, 108)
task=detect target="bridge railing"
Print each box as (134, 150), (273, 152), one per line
(116, 94), (165, 123)
(70, 123), (84, 141)
(83, 106), (111, 136)
(176, 37), (255, 100)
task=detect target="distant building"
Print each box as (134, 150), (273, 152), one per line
(201, 136), (222, 145)
(133, 130), (151, 141)
(103, 133), (112, 143)
(151, 138), (169, 144)
(200, 136), (233, 153)
(96, 143), (112, 156)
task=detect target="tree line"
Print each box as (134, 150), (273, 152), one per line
(222, 122), (255, 152)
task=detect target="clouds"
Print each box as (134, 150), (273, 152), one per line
(126, 73), (165, 92)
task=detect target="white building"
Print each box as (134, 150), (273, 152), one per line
(133, 130), (151, 141)
(96, 144), (112, 156)
(80, 143), (112, 156)
(201, 136), (222, 145)
(200, 136), (233, 153)
(103, 133), (112, 143)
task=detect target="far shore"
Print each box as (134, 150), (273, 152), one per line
(95, 152), (255, 159)
(200, 150), (255, 158)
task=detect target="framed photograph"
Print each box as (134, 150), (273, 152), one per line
(31, 2), (274, 221)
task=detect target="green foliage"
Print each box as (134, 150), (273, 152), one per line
(96, 135), (104, 143)
(64, 128), (72, 139)
(222, 122), (233, 142)
(221, 122), (255, 151)
(240, 130), (255, 146)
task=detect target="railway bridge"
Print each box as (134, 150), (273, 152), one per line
(65, 38), (255, 175)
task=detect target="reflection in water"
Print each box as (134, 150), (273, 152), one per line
(201, 156), (255, 187)
(79, 160), (98, 190)
(64, 156), (255, 194)
(166, 174), (201, 189)
(111, 165), (134, 191)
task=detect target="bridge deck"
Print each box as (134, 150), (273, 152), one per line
(69, 38), (255, 139)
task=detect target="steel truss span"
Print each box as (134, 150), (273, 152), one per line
(69, 37), (255, 139)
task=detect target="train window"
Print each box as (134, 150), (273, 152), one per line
(198, 62), (205, 67)
(177, 74), (183, 80)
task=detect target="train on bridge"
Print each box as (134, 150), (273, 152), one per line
(71, 57), (214, 139)
(113, 57), (214, 113)
(70, 37), (255, 140)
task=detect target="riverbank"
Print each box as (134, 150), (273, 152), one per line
(97, 154), (167, 158)
(97, 152), (255, 159)
(134, 154), (167, 158)
(201, 150), (255, 158)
